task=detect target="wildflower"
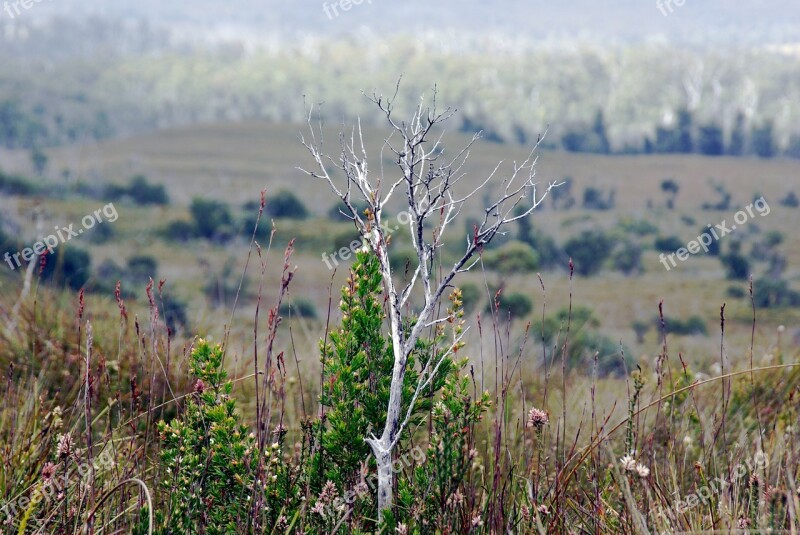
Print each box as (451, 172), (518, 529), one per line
(194, 380), (205, 394)
(471, 515), (484, 527)
(635, 463), (650, 478)
(619, 454), (636, 472)
(275, 516), (288, 530)
(446, 488), (465, 508)
(537, 504), (549, 516)
(520, 505), (531, 522)
(527, 407), (549, 430)
(319, 480), (338, 504)
(57, 433), (74, 459)
(396, 524), (408, 535)
(42, 462), (57, 481)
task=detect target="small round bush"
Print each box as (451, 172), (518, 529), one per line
(266, 190), (309, 220)
(654, 235), (684, 253)
(564, 230), (614, 276)
(459, 283), (482, 314)
(482, 241), (539, 274)
(279, 298), (318, 319)
(487, 291), (533, 319)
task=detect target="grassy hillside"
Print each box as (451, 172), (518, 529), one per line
(0, 119), (797, 373)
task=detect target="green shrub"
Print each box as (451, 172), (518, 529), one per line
(657, 315), (708, 336)
(40, 246), (91, 291)
(105, 175), (170, 205)
(726, 285), (747, 299)
(459, 283), (481, 314)
(564, 230), (614, 276)
(157, 341), (259, 534)
(721, 251), (750, 280)
(0, 171), (39, 196)
(190, 198), (234, 240)
(654, 235), (683, 253)
(752, 277), (800, 308)
(487, 290), (533, 319)
(163, 220), (196, 242)
(280, 298), (318, 319)
(613, 241), (643, 275)
(482, 241), (539, 274)
(127, 255), (158, 285)
(534, 306), (630, 377)
(328, 200), (370, 221)
(266, 190), (309, 219)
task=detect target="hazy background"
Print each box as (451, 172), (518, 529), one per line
(1, 0), (799, 376)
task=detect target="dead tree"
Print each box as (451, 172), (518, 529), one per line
(300, 84), (560, 520)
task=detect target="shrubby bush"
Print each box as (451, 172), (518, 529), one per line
(564, 230), (614, 276)
(487, 290), (533, 319)
(535, 306), (630, 377)
(582, 187), (615, 210)
(613, 241), (643, 275)
(482, 241), (539, 274)
(752, 277), (800, 308)
(190, 197), (234, 240)
(721, 250), (751, 280)
(328, 200), (370, 221)
(105, 175), (170, 206)
(654, 235), (683, 253)
(40, 246), (91, 291)
(0, 170), (39, 196)
(279, 298), (318, 319)
(780, 191), (799, 208)
(459, 282), (482, 314)
(657, 315), (708, 336)
(266, 190), (309, 220)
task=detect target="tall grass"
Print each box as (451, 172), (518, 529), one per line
(0, 219), (798, 534)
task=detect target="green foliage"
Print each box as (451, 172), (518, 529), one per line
(397, 363), (491, 532)
(105, 175), (170, 206)
(0, 170), (40, 196)
(564, 230), (614, 276)
(721, 251), (751, 280)
(157, 341), (257, 534)
(280, 298), (318, 319)
(40, 246), (91, 291)
(582, 186), (615, 210)
(612, 241), (643, 275)
(697, 123), (724, 156)
(459, 283), (482, 315)
(30, 147), (48, 175)
(482, 241), (539, 274)
(534, 306), (630, 377)
(617, 218), (658, 237)
(657, 315), (708, 336)
(752, 277), (800, 308)
(328, 200), (370, 221)
(751, 121), (776, 158)
(654, 235), (683, 253)
(190, 197), (234, 240)
(487, 290), (533, 319)
(314, 251), (452, 494)
(780, 191), (799, 208)
(266, 190), (309, 220)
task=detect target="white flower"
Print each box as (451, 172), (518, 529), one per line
(635, 463), (650, 478)
(619, 454), (636, 472)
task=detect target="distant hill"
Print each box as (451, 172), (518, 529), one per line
(15, 0), (800, 46)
